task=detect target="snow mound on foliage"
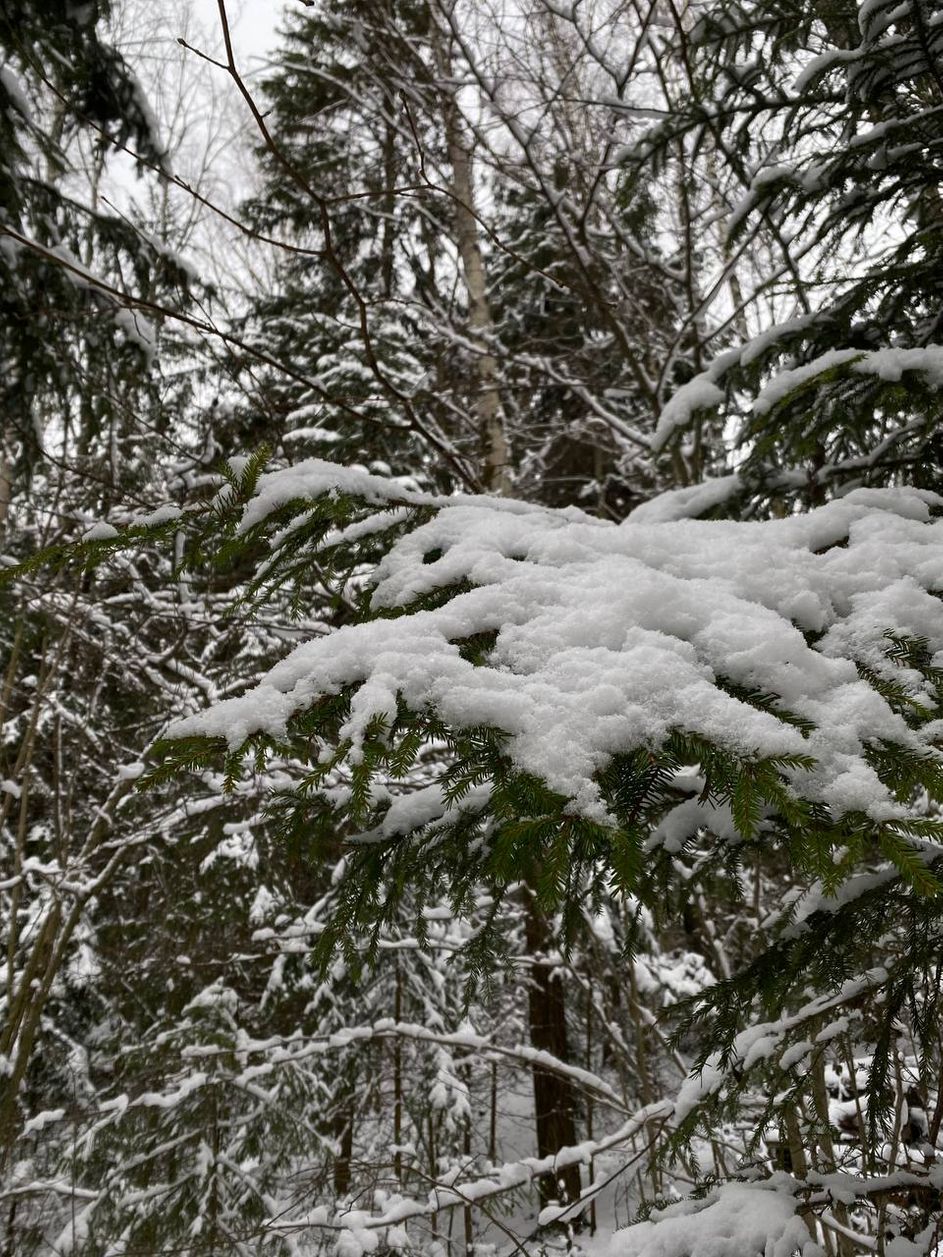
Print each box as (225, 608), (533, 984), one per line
(599, 1178), (818, 1257)
(627, 475), (741, 522)
(171, 461), (943, 825)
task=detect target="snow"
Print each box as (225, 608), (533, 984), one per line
(249, 884), (277, 924)
(117, 761), (146, 780)
(238, 457), (594, 533)
(628, 476), (741, 523)
(779, 1040), (813, 1070)
(651, 352), (737, 450)
(130, 504), (182, 527)
(112, 306), (156, 364)
(283, 426), (344, 444)
(170, 463), (943, 827)
(653, 335), (943, 449)
(647, 793), (738, 853)
(598, 1178), (819, 1257)
(752, 350), (862, 415)
(199, 823), (259, 872)
(854, 345), (943, 386)
(738, 314), (822, 367)
(375, 783), (491, 838)
(814, 1018), (849, 1044)
(22, 1108), (65, 1134)
(81, 522), (119, 541)
(793, 47), (860, 95)
(0, 66), (31, 123)
(673, 969), (887, 1122)
(754, 345), (943, 416)
(52, 1202), (95, 1255)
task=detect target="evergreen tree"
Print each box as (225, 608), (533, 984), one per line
(233, 0), (478, 491)
(8, 1), (943, 1253)
(489, 175), (690, 517)
(0, 0), (192, 515)
(0, 5), (212, 1248)
(134, 2), (943, 1233)
(645, 0), (943, 511)
(149, 448), (943, 1248)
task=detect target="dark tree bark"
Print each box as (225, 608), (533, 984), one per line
(332, 1099), (355, 1198)
(524, 898), (582, 1208)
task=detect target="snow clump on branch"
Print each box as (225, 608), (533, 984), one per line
(171, 460), (943, 827)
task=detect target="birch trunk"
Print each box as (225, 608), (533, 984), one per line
(436, 37), (510, 495)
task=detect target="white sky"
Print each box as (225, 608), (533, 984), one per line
(95, 0), (297, 282)
(188, 0), (289, 69)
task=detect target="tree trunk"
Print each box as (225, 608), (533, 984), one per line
(435, 32), (511, 496)
(333, 1098), (355, 1198)
(524, 897), (582, 1208)
(393, 962), (403, 1183)
(434, 34), (577, 1210)
(0, 450), (10, 536)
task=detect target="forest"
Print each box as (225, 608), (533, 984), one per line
(2, 0), (943, 1252)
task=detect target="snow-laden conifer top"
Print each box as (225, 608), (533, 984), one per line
(173, 461), (943, 824)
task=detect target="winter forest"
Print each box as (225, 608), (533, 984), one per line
(4, 0), (943, 1252)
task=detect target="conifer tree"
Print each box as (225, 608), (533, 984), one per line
(8, 1), (943, 1253)
(0, 5), (212, 1247)
(232, 0), (479, 490)
(0, 0), (193, 517)
(153, 442), (943, 1249)
(137, 5), (943, 1250)
(645, 0), (943, 511)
